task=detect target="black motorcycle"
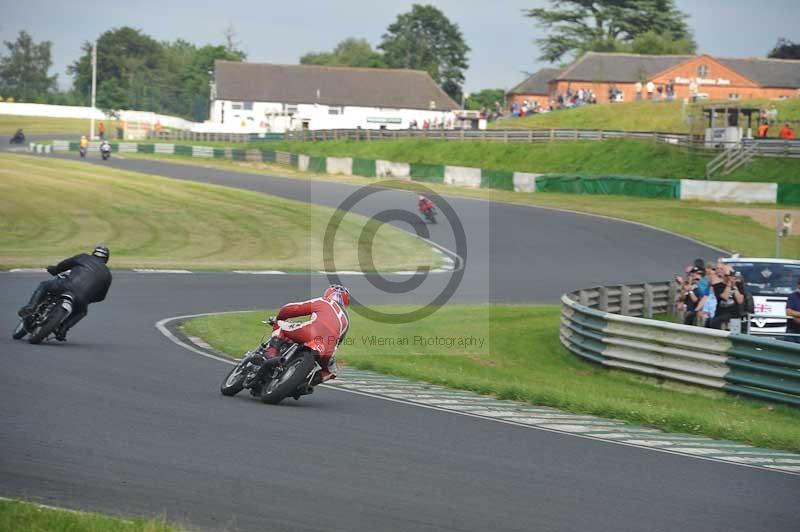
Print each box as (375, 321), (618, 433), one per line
(9, 129), (25, 144)
(220, 318), (323, 404)
(100, 142), (111, 160)
(13, 281), (74, 344)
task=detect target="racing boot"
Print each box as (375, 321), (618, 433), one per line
(54, 327), (68, 342)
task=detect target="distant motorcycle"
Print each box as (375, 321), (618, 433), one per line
(220, 317), (325, 404)
(418, 195), (438, 224)
(422, 206), (438, 224)
(100, 141), (111, 160)
(9, 129), (25, 144)
(13, 275), (75, 344)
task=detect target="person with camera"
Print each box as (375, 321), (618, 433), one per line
(710, 268), (745, 330)
(680, 267), (706, 325)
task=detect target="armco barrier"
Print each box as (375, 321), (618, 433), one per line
(561, 282), (800, 406)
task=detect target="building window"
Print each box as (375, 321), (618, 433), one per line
(697, 64), (708, 79)
(231, 102), (242, 110)
(243, 101), (253, 110)
(728, 93), (740, 100)
(284, 103), (298, 115)
(328, 106), (343, 115)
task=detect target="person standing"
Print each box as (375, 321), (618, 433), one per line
(785, 279), (800, 342)
(635, 81), (643, 101)
(689, 79), (698, 102)
(646, 80), (655, 100)
(779, 123), (795, 140)
(758, 121), (770, 138)
(97, 121), (105, 140)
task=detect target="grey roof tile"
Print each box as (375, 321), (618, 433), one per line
(507, 67), (562, 95)
(214, 61), (460, 111)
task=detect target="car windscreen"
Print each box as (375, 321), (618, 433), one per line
(727, 262), (800, 296)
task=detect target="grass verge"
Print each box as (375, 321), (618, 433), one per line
(489, 98), (800, 135)
(119, 151), (800, 257)
(0, 498), (184, 532)
(183, 305), (800, 452)
(0, 153), (438, 271)
(0, 114), (120, 136)
(241, 138), (800, 183)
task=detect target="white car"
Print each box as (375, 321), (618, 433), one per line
(721, 257), (800, 337)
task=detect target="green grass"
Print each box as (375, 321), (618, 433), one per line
(183, 305), (800, 452)
(244, 138), (800, 183)
(0, 153), (438, 271)
(491, 98), (800, 135)
(0, 498), (185, 532)
(121, 151), (800, 258)
(0, 114), (120, 136)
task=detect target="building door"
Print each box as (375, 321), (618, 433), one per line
(302, 120), (310, 130)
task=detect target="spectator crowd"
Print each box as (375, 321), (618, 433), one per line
(675, 258), (752, 330)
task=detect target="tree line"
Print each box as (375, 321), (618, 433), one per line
(0, 28), (244, 121)
(0, 1), (796, 121)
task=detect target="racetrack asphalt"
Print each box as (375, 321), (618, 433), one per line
(1, 150), (798, 531)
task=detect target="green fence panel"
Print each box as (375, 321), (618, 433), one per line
(137, 144), (155, 153)
(290, 153), (299, 167)
(213, 148), (226, 159)
(261, 149), (277, 162)
(231, 149), (246, 161)
(352, 158), (376, 177)
(174, 145), (192, 156)
(778, 184), (800, 205)
(110, 143), (119, 152)
(536, 174), (679, 199)
(68, 142), (78, 151)
(308, 156), (327, 173)
(410, 163), (445, 183)
(481, 169), (514, 191)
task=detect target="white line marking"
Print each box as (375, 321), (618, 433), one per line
(0, 496), (133, 523)
(155, 311), (799, 477)
(133, 269), (192, 274)
(7, 268), (47, 273)
(233, 270), (287, 275)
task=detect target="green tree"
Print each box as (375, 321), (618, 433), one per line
(301, 38), (386, 68)
(527, 0), (695, 63)
(96, 78), (128, 111)
(626, 30), (696, 55)
(68, 27), (245, 120)
(0, 31), (57, 102)
(379, 4), (470, 102)
(768, 38), (800, 59)
(465, 88), (505, 111)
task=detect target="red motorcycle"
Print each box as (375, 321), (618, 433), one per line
(418, 195), (437, 224)
(220, 317), (327, 404)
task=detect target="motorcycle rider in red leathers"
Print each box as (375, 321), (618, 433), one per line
(255, 284), (350, 383)
(418, 195), (435, 215)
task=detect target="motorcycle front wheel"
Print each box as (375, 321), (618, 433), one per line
(260, 351), (315, 405)
(220, 358), (249, 396)
(12, 319), (27, 340)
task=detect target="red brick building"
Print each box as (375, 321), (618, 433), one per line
(508, 52), (800, 107)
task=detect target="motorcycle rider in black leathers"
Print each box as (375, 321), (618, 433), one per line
(18, 245), (112, 341)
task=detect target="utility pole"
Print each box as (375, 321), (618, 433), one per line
(90, 42), (97, 140)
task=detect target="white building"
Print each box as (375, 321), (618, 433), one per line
(209, 60), (461, 133)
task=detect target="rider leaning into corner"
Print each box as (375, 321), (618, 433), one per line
(418, 194), (435, 214)
(252, 284), (350, 384)
(18, 245), (113, 341)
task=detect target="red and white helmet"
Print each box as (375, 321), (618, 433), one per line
(323, 284), (350, 308)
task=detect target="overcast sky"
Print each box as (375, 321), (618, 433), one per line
(2, 0), (798, 93)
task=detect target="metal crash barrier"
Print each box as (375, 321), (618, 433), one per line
(560, 282), (800, 407)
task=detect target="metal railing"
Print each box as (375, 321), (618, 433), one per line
(284, 128), (800, 158)
(561, 281), (800, 406)
(145, 131), (284, 143)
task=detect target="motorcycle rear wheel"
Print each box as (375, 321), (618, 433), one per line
(260, 351), (315, 405)
(28, 306), (67, 344)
